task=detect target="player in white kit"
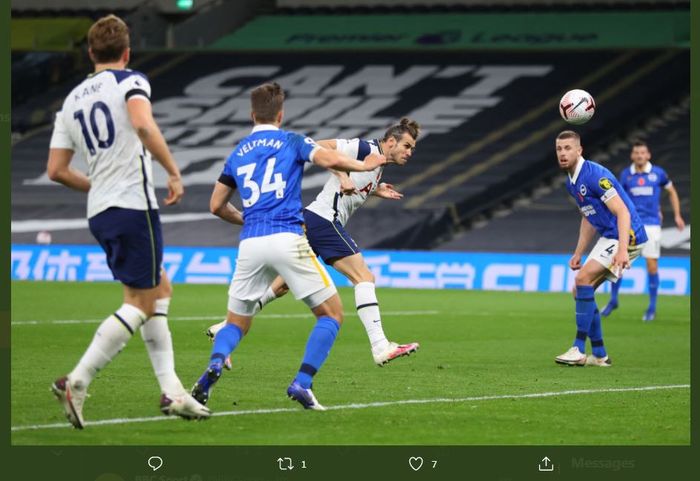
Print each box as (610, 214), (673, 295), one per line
(190, 82), (387, 410)
(47, 15), (209, 428)
(207, 118), (421, 367)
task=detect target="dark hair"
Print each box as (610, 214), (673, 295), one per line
(383, 117), (421, 142)
(88, 14), (130, 64)
(250, 82), (285, 123)
(556, 130), (580, 142)
(632, 140), (649, 149)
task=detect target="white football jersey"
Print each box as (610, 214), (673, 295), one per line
(305, 138), (383, 226)
(49, 69), (158, 218)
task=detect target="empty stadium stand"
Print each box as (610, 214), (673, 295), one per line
(10, 2), (690, 259)
(11, 48), (689, 253)
(434, 100), (690, 255)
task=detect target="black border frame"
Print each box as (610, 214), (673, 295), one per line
(2, 3), (696, 480)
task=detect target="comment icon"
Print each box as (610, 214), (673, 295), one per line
(147, 456), (163, 472)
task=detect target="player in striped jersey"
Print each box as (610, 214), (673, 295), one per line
(554, 131), (647, 367)
(47, 15), (210, 428)
(206, 118), (421, 367)
(191, 82), (386, 410)
(601, 141), (685, 321)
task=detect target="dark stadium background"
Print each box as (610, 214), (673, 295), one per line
(7, 1), (693, 476)
(11, 0), (690, 255)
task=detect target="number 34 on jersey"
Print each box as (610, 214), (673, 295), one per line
(237, 157), (287, 207)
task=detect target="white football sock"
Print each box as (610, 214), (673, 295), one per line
(256, 286), (278, 312)
(69, 303), (146, 390)
(354, 282), (389, 353)
(210, 320), (227, 337)
(140, 297), (186, 396)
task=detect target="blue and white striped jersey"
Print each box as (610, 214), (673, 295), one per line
(565, 158), (648, 246)
(618, 162), (671, 226)
(219, 124), (319, 240)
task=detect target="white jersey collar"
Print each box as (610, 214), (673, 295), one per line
(568, 156), (585, 184)
(375, 139), (384, 155)
(252, 124), (279, 133)
(630, 161), (652, 174)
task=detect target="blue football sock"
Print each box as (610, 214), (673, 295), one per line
(573, 285), (596, 353)
(209, 323), (243, 369)
(609, 279), (621, 304)
(648, 273), (659, 312)
(588, 308), (607, 358)
(295, 316), (340, 389)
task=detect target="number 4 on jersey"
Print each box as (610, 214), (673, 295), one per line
(237, 157), (287, 207)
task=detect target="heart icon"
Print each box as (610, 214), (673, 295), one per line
(408, 456), (424, 471)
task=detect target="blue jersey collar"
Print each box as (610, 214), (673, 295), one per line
(630, 161), (652, 174)
(252, 124), (279, 133)
(568, 156), (585, 184)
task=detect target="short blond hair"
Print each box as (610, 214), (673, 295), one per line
(88, 14), (129, 64)
(556, 130), (580, 143)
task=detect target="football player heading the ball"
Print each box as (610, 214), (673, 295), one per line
(207, 118), (421, 368)
(554, 130), (647, 367)
(192, 82), (387, 411)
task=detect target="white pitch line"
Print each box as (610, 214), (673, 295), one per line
(11, 384), (689, 432)
(10, 310), (439, 326)
(11, 212), (216, 233)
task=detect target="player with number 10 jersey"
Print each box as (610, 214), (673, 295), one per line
(51, 65), (157, 219)
(48, 14), (209, 429)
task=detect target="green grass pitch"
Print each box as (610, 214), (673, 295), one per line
(11, 281), (689, 445)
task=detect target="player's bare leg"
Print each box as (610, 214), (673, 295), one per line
(205, 277), (288, 369)
(331, 253), (419, 366)
(556, 262), (610, 367)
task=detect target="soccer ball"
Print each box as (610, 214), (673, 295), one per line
(559, 89), (596, 125)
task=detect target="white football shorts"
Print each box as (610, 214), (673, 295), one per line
(641, 225), (661, 259)
(586, 236), (645, 282)
(227, 232), (337, 316)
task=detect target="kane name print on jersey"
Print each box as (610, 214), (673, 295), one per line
(49, 69), (157, 219)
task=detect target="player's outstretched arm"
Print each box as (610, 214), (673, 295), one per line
(313, 148), (385, 172)
(316, 139), (357, 194)
(332, 169), (357, 194)
(210, 181), (244, 225)
(316, 140), (337, 150)
(372, 182), (403, 200)
(570, 217), (596, 270)
(47, 148), (90, 192)
(127, 98), (183, 205)
(665, 184), (685, 230)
